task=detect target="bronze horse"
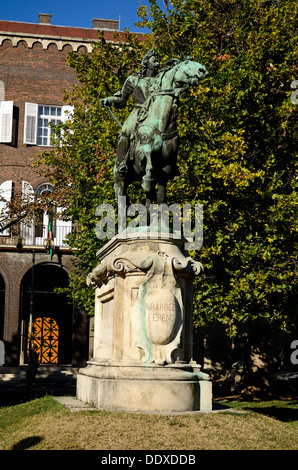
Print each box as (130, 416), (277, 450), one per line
(112, 58), (208, 209)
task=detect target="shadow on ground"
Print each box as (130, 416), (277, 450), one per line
(11, 436), (44, 450)
(0, 374), (76, 407)
(244, 403), (298, 423)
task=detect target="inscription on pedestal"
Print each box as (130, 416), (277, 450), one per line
(147, 302), (175, 323)
(145, 288), (180, 346)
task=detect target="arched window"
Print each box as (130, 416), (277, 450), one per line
(20, 181), (71, 247)
(35, 182), (54, 196)
(34, 183), (55, 241)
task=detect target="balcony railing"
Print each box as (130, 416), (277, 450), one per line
(0, 221), (73, 248)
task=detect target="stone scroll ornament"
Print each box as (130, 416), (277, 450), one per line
(87, 250), (203, 365)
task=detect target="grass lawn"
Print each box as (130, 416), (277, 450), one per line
(0, 395), (297, 450)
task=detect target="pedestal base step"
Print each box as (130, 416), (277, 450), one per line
(76, 362), (212, 413)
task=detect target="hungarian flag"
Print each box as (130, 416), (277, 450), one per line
(48, 220), (53, 260)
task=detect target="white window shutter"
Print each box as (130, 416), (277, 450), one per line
(0, 180), (13, 235)
(22, 180), (35, 203)
(24, 102), (38, 144)
(0, 101), (13, 143)
(20, 180), (35, 245)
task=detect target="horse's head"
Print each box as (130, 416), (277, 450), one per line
(173, 59), (208, 89)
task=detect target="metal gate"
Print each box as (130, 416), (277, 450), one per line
(28, 317), (59, 364)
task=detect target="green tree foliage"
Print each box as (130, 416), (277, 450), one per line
(136, 0), (297, 395)
(136, 0), (298, 338)
(34, 1), (297, 393)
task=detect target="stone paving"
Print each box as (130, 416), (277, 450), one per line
(54, 396), (97, 411)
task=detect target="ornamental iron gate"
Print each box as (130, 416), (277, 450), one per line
(28, 316), (59, 364)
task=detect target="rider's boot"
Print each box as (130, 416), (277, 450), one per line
(116, 137), (129, 176)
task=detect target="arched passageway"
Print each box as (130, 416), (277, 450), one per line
(20, 263), (73, 365)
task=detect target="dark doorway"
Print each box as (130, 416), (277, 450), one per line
(20, 263), (73, 364)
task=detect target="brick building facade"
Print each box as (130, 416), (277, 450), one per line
(0, 14), (142, 366)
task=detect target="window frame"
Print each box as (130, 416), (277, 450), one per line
(24, 103), (73, 146)
(37, 105), (62, 147)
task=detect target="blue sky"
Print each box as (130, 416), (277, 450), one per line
(0, 0), (165, 33)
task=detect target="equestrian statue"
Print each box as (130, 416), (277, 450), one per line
(100, 51), (208, 210)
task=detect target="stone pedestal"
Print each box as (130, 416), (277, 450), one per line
(76, 230), (212, 412)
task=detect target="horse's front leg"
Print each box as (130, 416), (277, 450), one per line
(113, 164), (128, 201)
(145, 189), (157, 213)
(138, 143), (154, 193)
(156, 167), (170, 205)
(157, 184), (166, 205)
(146, 191), (160, 228)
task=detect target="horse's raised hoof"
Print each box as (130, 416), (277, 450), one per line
(117, 161), (128, 177)
(141, 177), (154, 193)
